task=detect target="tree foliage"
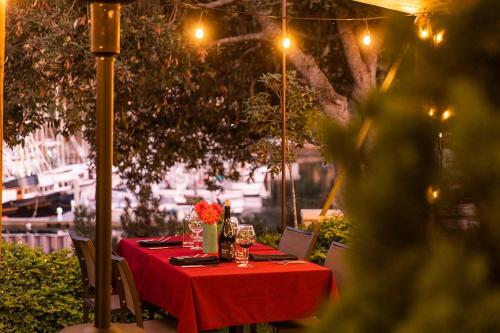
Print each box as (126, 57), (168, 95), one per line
(6, 0), (256, 188)
(244, 71), (323, 174)
(317, 0), (500, 332)
(5, 0), (384, 189)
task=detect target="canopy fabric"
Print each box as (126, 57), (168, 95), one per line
(353, 0), (451, 14)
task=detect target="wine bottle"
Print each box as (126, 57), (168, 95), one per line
(219, 200), (235, 262)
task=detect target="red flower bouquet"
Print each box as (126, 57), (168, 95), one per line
(194, 201), (222, 224)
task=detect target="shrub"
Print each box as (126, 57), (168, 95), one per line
(304, 211), (351, 264)
(254, 211), (351, 264)
(257, 232), (281, 248)
(0, 243), (82, 333)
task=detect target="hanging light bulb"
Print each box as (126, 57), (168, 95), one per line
(194, 26), (205, 40)
(434, 30), (445, 45)
(416, 15), (432, 40)
(441, 109), (452, 121)
(419, 27), (430, 39)
(426, 186), (440, 203)
(428, 107), (436, 117)
(362, 32), (371, 46)
(282, 36), (291, 49)
(362, 21), (372, 46)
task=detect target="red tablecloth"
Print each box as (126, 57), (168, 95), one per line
(118, 237), (337, 333)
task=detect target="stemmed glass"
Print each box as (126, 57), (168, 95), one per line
(229, 217), (239, 232)
(188, 214), (203, 250)
(235, 224), (256, 268)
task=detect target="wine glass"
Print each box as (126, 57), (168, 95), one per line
(182, 212), (195, 247)
(229, 217), (239, 232)
(235, 224), (256, 268)
(188, 214), (203, 250)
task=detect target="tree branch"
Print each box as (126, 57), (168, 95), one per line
(195, 0), (236, 8)
(335, 8), (380, 101)
(256, 16), (350, 125)
(211, 32), (267, 46)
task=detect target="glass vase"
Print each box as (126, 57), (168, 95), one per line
(202, 223), (218, 254)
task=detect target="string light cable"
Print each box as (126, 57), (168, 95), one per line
(173, 1), (432, 23)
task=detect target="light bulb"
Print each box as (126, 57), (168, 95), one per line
(434, 30), (444, 45)
(194, 27), (204, 40)
(362, 33), (371, 46)
(426, 186), (440, 203)
(428, 108), (435, 117)
(441, 109), (452, 121)
(419, 28), (430, 40)
(282, 37), (291, 49)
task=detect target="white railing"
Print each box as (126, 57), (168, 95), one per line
(1, 231), (72, 253)
(1, 230), (124, 253)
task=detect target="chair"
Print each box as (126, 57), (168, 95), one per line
(269, 241), (349, 333)
(69, 231), (126, 322)
(248, 228), (318, 333)
(277, 227), (317, 260)
(112, 255), (178, 332)
(324, 241), (349, 292)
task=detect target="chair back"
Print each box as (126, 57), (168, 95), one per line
(278, 227), (317, 260)
(324, 241), (349, 290)
(112, 255), (144, 328)
(69, 231), (96, 288)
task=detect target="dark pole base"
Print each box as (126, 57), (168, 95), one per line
(59, 323), (144, 333)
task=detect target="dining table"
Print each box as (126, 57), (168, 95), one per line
(118, 236), (338, 333)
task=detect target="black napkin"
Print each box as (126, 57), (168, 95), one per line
(169, 256), (219, 266)
(138, 239), (183, 248)
(249, 253), (299, 262)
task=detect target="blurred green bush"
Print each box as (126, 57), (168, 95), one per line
(0, 243), (82, 333)
(255, 213), (351, 265)
(304, 212), (350, 264)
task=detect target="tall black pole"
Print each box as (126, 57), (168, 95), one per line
(0, 0), (5, 264)
(90, 3), (119, 328)
(60, 1), (143, 332)
(281, 0), (287, 232)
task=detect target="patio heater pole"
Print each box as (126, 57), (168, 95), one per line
(281, 0), (287, 232)
(92, 2), (117, 328)
(59, 1), (142, 332)
(0, 0), (5, 264)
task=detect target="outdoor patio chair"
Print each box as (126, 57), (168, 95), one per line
(69, 231), (126, 322)
(248, 227), (318, 333)
(269, 241), (350, 332)
(324, 241), (350, 292)
(277, 226), (318, 260)
(112, 255), (179, 332)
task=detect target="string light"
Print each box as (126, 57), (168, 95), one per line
(282, 36), (291, 49)
(428, 107), (436, 117)
(178, 2), (427, 22)
(419, 27), (430, 39)
(433, 30), (445, 45)
(426, 186), (440, 203)
(194, 26), (205, 40)
(441, 109), (452, 121)
(362, 21), (372, 46)
(416, 14), (432, 40)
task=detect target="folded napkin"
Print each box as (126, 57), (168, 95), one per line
(169, 256), (219, 266)
(249, 253), (299, 262)
(138, 239), (183, 248)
